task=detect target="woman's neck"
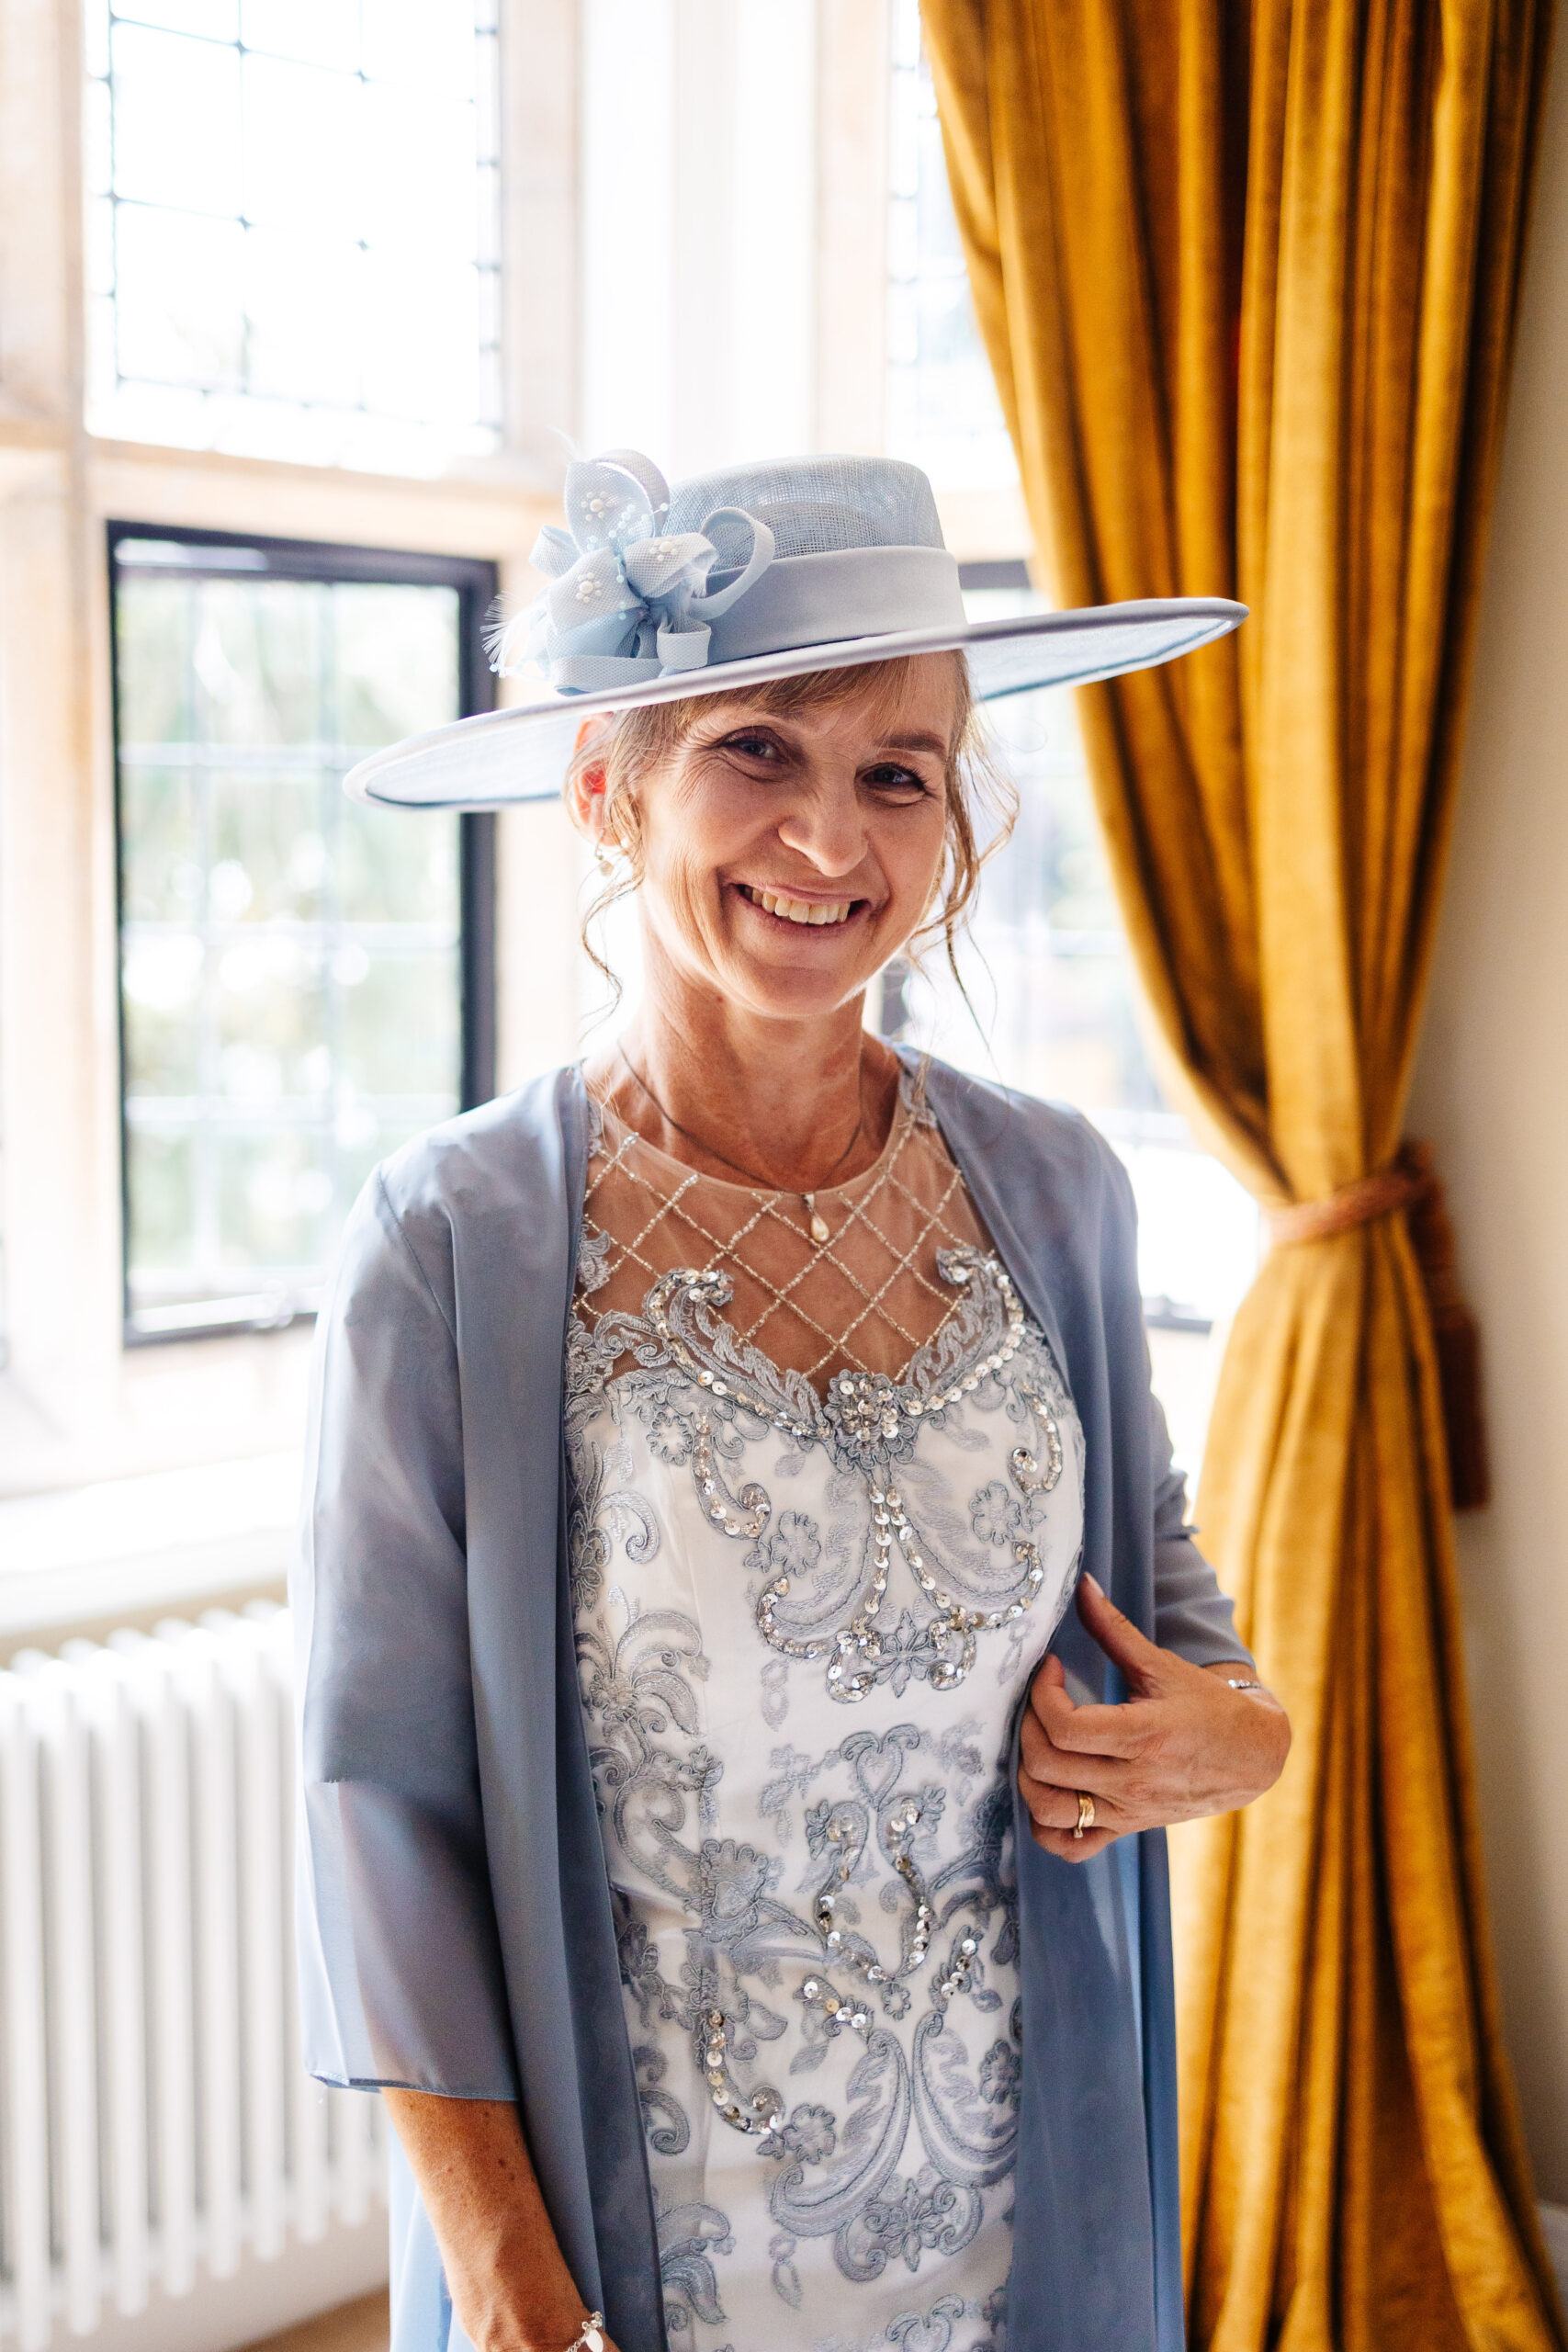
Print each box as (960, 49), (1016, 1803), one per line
(590, 978), (901, 1193)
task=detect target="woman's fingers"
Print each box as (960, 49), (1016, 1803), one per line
(1020, 1704), (1131, 1793)
(1017, 1718), (1123, 1855)
(1028, 1669), (1155, 1760)
(1018, 1710), (1128, 1832)
(1017, 1768), (1123, 1842)
(1075, 1574), (1178, 1694)
(1027, 1816), (1120, 1861)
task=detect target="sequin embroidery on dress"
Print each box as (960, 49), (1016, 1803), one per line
(565, 1080), (1086, 2352)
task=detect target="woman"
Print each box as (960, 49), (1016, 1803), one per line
(296, 451), (1288, 2352)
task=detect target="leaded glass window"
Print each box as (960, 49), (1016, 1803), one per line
(886, 0), (1013, 488)
(112, 527), (495, 1339)
(85, 0), (502, 469)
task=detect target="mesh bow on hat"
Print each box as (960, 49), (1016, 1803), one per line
(347, 448), (1245, 809)
(490, 451), (781, 694)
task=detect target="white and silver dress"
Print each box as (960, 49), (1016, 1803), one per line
(565, 1091), (1086, 2352)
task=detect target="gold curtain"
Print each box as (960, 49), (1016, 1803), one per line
(920, 3), (1564, 2346)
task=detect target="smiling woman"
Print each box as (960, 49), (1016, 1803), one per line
(296, 449), (1281, 2352)
(564, 652), (1008, 1039)
(561, 660), (1021, 1403)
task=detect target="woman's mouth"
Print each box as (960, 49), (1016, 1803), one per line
(737, 884), (860, 929)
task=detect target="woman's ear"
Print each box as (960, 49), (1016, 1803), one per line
(565, 713), (615, 845)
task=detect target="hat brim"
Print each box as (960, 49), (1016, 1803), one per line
(344, 595), (1246, 810)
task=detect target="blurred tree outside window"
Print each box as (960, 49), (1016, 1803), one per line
(85, 0), (502, 469)
(112, 531), (494, 1340)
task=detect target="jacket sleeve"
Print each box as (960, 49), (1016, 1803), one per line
(1147, 1385), (1254, 1668)
(292, 1168), (519, 2098)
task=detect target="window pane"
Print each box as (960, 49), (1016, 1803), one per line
(359, 249), (482, 428)
(245, 247), (363, 411)
(113, 206), (246, 391)
(339, 950), (461, 1097)
(119, 765), (202, 924)
(360, 85), (479, 252)
(115, 0), (239, 38)
(886, 0), (1014, 490)
(242, 0), (360, 71)
(116, 552), (468, 1337)
(126, 1130), (197, 1282)
(242, 55), (363, 234)
(110, 26), (243, 215)
(360, 0), (481, 93)
(333, 582), (461, 748)
(87, 4), (502, 468)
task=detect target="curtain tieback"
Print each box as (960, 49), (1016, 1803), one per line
(1268, 1145), (1489, 1510)
(1265, 1162), (1422, 1246)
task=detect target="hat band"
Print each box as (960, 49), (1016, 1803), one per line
(705, 546), (965, 666)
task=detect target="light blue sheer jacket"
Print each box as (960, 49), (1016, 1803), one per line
(293, 1057), (1250, 2352)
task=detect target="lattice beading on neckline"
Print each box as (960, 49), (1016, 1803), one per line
(576, 1092), (993, 1391)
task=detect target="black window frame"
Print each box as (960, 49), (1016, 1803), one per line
(107, 519), (499, 1347)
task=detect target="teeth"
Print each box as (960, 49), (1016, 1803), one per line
(747, 888), (853, 927)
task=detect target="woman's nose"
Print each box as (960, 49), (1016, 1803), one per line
(775, 783), (868, 876)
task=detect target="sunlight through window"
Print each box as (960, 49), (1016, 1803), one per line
(85, 0), (502, 469)
(111, 532), (492, 1338)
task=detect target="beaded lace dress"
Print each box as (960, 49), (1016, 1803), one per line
(564, 1072), (1086, 2352)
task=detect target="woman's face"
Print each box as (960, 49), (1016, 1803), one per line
(592, 656), (959, 1023)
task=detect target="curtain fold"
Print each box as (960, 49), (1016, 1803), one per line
(920, 3), (1564, 2346)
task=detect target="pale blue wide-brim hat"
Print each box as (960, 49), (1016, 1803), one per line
(345, 449), (1245, 809)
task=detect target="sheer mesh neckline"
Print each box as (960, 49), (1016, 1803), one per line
(575, 1069), (995, 1396)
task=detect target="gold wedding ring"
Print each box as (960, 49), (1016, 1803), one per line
(1073, 1792), (1095, 1840)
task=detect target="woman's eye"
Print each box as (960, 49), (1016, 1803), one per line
(723, 731), (780, 762)
(863, 763), (931, 798)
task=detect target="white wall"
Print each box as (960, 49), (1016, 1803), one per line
(1406, 27), (1568, 2203)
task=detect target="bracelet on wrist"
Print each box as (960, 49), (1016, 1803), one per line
(1224, 1677), (1267, 1693)
(563, 2314), (604, 2352)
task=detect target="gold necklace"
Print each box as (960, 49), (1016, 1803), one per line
(615, 1045), (866, 1246)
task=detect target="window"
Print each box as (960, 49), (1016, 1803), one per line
(85, 0), (502, 469)
(578, 0), (817, 470)
(110, 526), (497, 1340)
(886, 0), (1013, 488)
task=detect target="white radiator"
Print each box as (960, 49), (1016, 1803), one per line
(0, 1607), (385, 2351)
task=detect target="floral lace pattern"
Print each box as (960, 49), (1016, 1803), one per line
(565, 1226), (1085, 2352)
(573, 1245), (1072, 1708)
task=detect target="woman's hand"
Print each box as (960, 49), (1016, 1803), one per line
(1018, 1575), (1290, 1860)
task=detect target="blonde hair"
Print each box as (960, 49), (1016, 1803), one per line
(568, 653), (1015, 998)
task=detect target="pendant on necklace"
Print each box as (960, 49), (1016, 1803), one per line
(804, 1193), (830, 1246)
